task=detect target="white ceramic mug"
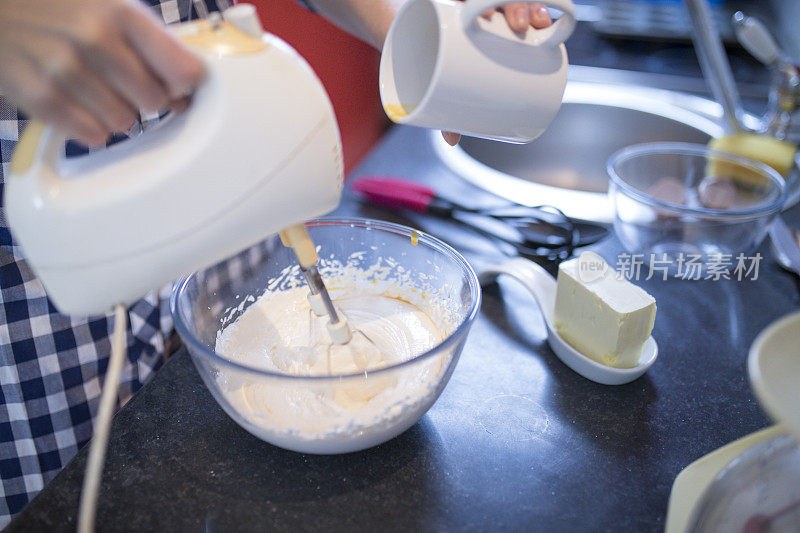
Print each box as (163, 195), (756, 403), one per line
(380, 0), (576, 143)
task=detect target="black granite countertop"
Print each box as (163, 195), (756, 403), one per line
(8, 122), (799, 532)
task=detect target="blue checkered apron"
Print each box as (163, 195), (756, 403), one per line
(0, 0), (290, 524)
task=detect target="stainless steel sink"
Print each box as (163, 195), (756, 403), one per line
(433, 75), (731, 222)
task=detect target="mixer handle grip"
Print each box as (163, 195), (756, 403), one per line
(9, 121), (61, 177)
(460, 0), (576, 48)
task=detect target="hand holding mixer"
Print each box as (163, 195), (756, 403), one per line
(6, 5), (343, 320)
(4, 5), (355, 530)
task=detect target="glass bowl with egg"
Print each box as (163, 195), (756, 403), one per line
(171, 218), (481, 454)
(607, 142), (786, 278)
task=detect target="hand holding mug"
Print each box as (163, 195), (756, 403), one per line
(380, 0), (576, 145)
(443, 1), (553, 145)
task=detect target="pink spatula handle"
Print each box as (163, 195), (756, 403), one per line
(351, 176), (436, 213)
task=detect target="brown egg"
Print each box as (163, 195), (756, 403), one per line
(648, 177), (686, 206)
(699, 175), (737, 210)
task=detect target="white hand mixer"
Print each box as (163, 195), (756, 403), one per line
(6, 6), (343, 319)
(4, 5), (361, 530)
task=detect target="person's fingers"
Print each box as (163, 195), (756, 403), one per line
(529, 3), (552, 29)
(47, 52), (138, 133)
(168, 95), (192, 115)
(9, 54), (110, 145)
(459, 2), (552, 29)
(121, 1), (205, 100)
(33, 86), (110, 146)
(79, 32), (172, 115)
(47, 101), (110, 147)
(501, 3), (530, 33)
(442, 131), (461, 146)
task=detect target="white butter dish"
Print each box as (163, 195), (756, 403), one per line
(479, 257), (658, 385)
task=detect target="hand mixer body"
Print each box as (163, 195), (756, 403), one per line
(5, 19), (344, 316)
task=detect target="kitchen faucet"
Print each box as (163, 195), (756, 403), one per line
(685, 0), (799, 139)
(736, 10), (800, 142)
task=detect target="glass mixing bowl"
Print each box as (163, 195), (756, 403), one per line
(607, 143), (786, 279)
(171, 218), (481, 454)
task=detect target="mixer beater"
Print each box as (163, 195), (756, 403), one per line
(279, 224), (392, 372)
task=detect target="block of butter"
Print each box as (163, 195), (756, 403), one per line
(553, 256), (656, 369)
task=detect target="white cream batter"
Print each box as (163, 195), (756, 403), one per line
(216, 287), (442, 379)
(214, 275), (454, 442)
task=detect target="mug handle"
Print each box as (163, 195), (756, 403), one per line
(460, 0), (576, 47)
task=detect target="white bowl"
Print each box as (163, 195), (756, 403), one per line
(748, 310), (800, 441)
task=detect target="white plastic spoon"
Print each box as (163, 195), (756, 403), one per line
(479, 257), (658, 385)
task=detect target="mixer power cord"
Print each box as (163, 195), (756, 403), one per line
(77, 304), (127, 533)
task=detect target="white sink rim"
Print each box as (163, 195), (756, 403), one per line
(432, 80), (753, 223)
